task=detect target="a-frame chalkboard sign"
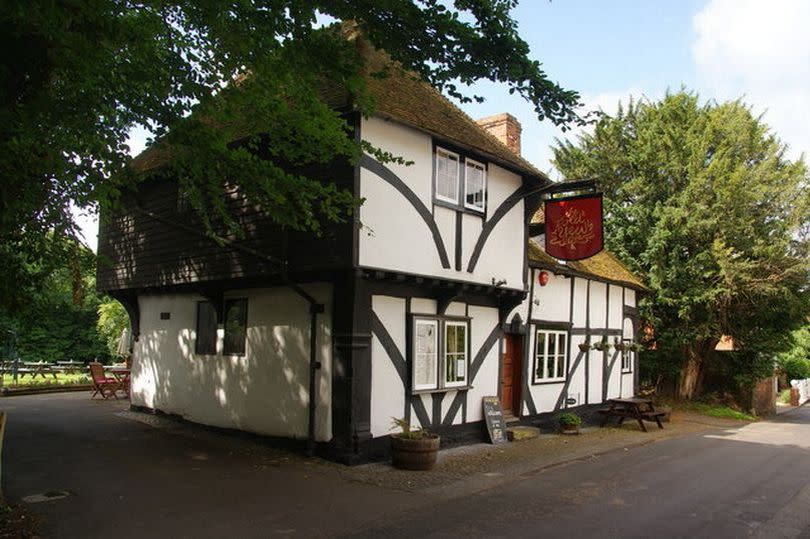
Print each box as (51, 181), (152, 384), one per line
(482, 396), (509, 444)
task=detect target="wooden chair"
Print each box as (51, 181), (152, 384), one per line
(89, 362), (120, 400)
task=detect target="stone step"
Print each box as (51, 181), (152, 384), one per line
(507, 425), (540, 442)
(503, 414), (520, 424)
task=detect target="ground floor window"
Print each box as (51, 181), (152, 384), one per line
(621, 339), (633, 373)
(413, 317), (469, 391)
(195, 301), (218, 355)
(533, 328), (568, 384)
(223, 298), (248, 355)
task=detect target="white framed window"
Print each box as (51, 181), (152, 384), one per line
(444, 321), (468, 387)
(413, 319), (439, 391)
(464, 159), (486, 212)
(621, 339), (633, 373)
(533, 329), (568, 383)
(412, 317), (470, 391)
(435, 148), (460, 203)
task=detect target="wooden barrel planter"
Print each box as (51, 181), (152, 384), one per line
(390, 434), (441, 470)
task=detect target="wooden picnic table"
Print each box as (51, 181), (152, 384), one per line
(598, 397), (665, 432)
(20, 362), (57, 379)
(55, 361), (85, 375)
(104, 366), (131, 397)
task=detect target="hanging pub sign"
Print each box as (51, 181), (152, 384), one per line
(544, 193), (604, 261)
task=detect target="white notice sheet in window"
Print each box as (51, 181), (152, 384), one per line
(414, 321), (437, 389)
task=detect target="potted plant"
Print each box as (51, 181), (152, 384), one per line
(556, 412), (582, 434)
(389, 417), (440, 470)
(578, 340), (591, 352)
(592, 339), (611, 352)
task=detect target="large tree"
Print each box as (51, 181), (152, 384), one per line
(553, 91), (810, 399)
(1, 0), (585, 309)
(0, 236), (111, 363)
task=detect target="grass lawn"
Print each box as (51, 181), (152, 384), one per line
(670, 400), (757, 421)
(1, 372), (91, 388)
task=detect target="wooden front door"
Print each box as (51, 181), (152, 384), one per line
(500, 334), (523, 416)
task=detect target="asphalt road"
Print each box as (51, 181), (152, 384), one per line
(3, 393), (809, 538)
(348, 406), (810, 539)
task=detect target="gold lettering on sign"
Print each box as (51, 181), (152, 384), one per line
(549, 207), (595, 250)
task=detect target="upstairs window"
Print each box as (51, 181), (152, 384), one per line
(435, 148), (460, 203)
(533, 329), (568, 384)
(464, 159), (486, 212)
(223, 298), (248, 355)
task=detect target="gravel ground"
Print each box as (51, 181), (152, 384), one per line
(332, 411), (745, 495)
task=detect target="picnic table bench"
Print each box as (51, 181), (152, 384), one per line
(20, 362), (58, 379)
(54, 361), (86, 375)
(0, 361), (58, 379)
(598, 397), (665, 432)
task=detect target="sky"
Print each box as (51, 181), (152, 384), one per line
(75, 0), (810, 250)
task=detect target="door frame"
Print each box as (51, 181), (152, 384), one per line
(500, 333), (524, 416)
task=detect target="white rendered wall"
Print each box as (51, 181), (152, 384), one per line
(465, 305), (500, 423)
(589, 281), (608, 328)
(370, 295), (407, 437)
(572, 277), (588, 327)
(625, 289), (636, 307)
(367, 295), (500, 435)
(608, 285), (624, 328)
(131, 284), (333, 442)
(517, 267), (641, 413)
(359, 117), (525, 290)
(532, 272), (571, 322)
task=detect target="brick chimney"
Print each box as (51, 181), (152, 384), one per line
(476, 113), (522, 155)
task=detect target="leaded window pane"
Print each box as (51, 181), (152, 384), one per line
(436, 151), (459, 202)
(465, 162), (485, 210)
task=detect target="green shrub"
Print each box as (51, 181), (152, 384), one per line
(556, 412), (582, 427)
(390, 417), (431, 439)
(780, 357), (810, 381)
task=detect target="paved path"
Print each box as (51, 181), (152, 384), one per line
(2, 394), (422, 538)
(2, 393), (808, 538)
(348, 406), (810, 539)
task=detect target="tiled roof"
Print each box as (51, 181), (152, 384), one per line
(527, 238), (647, 290)
(131, 36), (550, 184)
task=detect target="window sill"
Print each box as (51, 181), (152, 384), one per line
(412, 385), (473, 395)
(531, 379), (567, 386)
(433, 199), (486, 217)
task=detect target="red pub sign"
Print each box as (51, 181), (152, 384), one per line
(544, 194), (604, 261)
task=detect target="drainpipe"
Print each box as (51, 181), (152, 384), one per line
(132, 206), (325, 456)
(307, 302), (325, 456)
